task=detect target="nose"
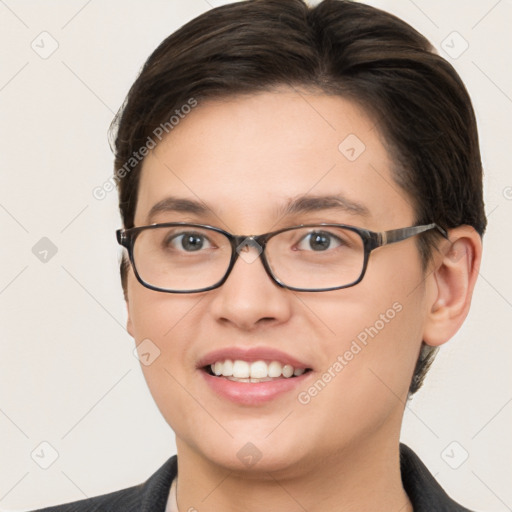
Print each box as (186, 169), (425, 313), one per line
(207, 241), (293, 331)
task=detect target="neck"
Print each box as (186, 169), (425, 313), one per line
(173, 433), (413, 512)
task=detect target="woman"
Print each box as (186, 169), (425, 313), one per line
(33, 0), (485, 510)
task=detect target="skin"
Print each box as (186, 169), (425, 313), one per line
(125, 87), (482, 512)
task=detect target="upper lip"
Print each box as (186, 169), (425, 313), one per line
(197, 346), (312, 370)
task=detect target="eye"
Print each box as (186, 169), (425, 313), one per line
(296, 231), (343, 251)
(166, 232), (213, 252)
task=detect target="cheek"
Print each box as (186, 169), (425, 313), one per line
(306, 257), (426, 415)
(127, 281), (205, 434)
(127, 275), (196, 384)
(127, 270), (201, 343)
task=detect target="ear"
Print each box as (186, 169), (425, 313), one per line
(126, 298), (134, 338)
(422, 226), (482, 347)
(120, 255), (134, 337)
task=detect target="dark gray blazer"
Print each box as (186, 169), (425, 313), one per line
(31, 444), (476, 511)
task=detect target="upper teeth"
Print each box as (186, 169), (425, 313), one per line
(210, 359), (306, 379)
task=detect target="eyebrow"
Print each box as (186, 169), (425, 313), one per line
(279, 194), (370, 218)
(146, 197), (210, 224)
(146, 193), (370, 224)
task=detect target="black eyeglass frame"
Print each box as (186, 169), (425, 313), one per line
(116, 222), (448, 294)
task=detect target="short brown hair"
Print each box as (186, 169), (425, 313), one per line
(110, 0), (486, 395)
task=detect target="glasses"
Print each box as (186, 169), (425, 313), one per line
(116, 222), (447, 293)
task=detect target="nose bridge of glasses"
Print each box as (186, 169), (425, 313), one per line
(233, 235), (265, 265)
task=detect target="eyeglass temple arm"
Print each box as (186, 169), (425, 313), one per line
(378, 223), (449, 247)
(116, 229), (130, 248)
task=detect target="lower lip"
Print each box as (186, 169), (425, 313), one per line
(201, 370), (311, 405)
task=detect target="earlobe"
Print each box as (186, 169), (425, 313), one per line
(422, 226), (482, 347)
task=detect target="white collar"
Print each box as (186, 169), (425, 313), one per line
(165, 476), (179, 512)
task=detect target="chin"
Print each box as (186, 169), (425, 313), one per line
(185, 429), (314, 476)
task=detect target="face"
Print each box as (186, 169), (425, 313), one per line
(126, 88), (430, 476)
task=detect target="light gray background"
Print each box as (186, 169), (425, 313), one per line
(1, 0), (511, 510)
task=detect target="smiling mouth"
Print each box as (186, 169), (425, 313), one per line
(203, 359), (312, 383)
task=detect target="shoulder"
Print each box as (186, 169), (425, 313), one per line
(29, 455), (177, 512)
(30, 448), (483, 512)
(400, 443), (477, 512)
(31, 484), (144, 512)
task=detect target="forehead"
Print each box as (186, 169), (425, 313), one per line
(135, 89), (414, 231)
